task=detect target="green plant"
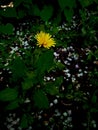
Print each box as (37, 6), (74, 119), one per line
(0, 0), (98, 129)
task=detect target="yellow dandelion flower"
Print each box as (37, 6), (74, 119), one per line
(35, 31), (56, 49)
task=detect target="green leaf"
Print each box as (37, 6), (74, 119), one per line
(58, 0), (66, 9)
(22, 71), (39, 90)
(90, 108), (98, 113)
(25, 0), (32, 4)
(82, 27), (87, 35)
(6, 100), (19, 110)
(11, 57), (27, 81)
(53, 11), (62, 25)
(94, 50), (98, 59)
(32, 48), (42, 67)
(94, 0), (98, 4)
(22, 74), (34, 90)
(1, 8), (17, 18)
(55, 61), (65, 70)
(14, 0), (24, 7)
(87, 51), (93, 61)
(64, 8), (74, 22)
(40, 5), (53, 21)
(83, 103), (89, 109)
(0, 23), (13, 35)
(23, 0), (32, 6)
(58, 0), (76, 10)
(33, 90), (49, 109)
(79, 0), (93, 7)
(22, 79), (33, 90)
(55, 76), (63, 86)
(44, 83), (59, 95)
(91, 95), (97, 104)
(17, 10), (26, 19)
(36, 50), (54, 73)
(20, 114), (28, 128)
(0, 88), (18, 101)
(44, 77), (63, 96)
(33, 5), (40, 16)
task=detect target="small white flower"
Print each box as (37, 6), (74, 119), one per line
(53, 52), (59, 57)
(53, 99), (58, 104)
(63, 112), (67, 116)
(50, 103), (53, 107)
(47, 77), (51, 81)
(67, 73), (71, 77)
